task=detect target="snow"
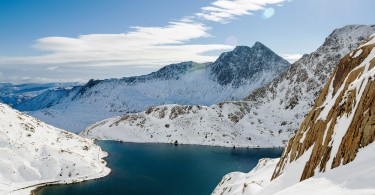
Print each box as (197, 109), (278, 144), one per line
(360, 32), (375, 48)
(352, 49), (363, 58)
(212, 158), (280, 195)
(274, 142), (375, 195)
(0, 103), (110, 194)
(213, 140), (375, 195)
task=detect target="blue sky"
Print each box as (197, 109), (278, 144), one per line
(0, 0), (374, 83)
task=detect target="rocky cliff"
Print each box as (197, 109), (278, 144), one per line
(272, 32), (375, 181)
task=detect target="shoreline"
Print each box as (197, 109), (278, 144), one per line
(93, 138), (286, 149)
(30, 171), (110, 195)
(29, 164), (111, 195)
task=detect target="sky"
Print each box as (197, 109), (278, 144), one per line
(0, 0), (374, 83)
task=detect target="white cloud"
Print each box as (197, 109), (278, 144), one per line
(0, 21), (233, 67)
(197, 0), (286, 23)
(281, 54), (303, 63)
(0, 0), (289, 83)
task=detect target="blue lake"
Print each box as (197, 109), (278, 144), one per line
(38, 141), (283, 195)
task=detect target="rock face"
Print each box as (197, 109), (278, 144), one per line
(212, 33), (375, 195)
(82, 25), (375, 147)
(211, 42), (288, 87)
(245, 25), (375, 131)
(18, 42), (289, 132)
(272, 33), (375, 181)
(0, 103), (110, 194)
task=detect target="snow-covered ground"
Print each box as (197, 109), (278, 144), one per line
(212, 158), (280, 195)
(81, 103), (292, 147)
(0, 103), (110, 194)
(213, 143), (375, 195)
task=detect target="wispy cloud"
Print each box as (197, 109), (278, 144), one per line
(197, 0), (286, 23)
(2, 21), (232, 66)
(0, 0), (288, 82)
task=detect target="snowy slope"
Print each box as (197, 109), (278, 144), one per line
(213, 143), (375, 195)
(212, 158), (279, 195)
(81, 102), (291, 147)
(212, 33), (375, 195)
(20, 42), (289, 132)
(82, 25), (375, 147)
(0, 103), (110, 194)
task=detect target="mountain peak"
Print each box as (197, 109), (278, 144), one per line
(321, 25), (375, 54)
(252, 41), (268, 49)
(232, 42), (268, 53)
(211, 42), (290, 86)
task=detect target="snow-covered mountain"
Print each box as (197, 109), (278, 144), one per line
(0, 103), (110, 194)
(0, 82), (78, 108)
(212, 33), (375, 195)
(82, 25), (375, 147)
(19, 42), (289, 132)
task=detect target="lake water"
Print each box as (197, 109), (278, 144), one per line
(38, 141), (283, 195)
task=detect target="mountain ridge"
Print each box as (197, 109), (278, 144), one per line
(18, 42), (290, 132)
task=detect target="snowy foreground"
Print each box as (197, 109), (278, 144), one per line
(213, 143), (375, 195)
(0, 103), (110, 195)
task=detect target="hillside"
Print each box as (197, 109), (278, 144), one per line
(0, 103), (110, 194)
(82, 25), (375, 147)
(212, 33), (375, 195)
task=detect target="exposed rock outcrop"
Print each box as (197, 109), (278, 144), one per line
(272, 35), (375, 181)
